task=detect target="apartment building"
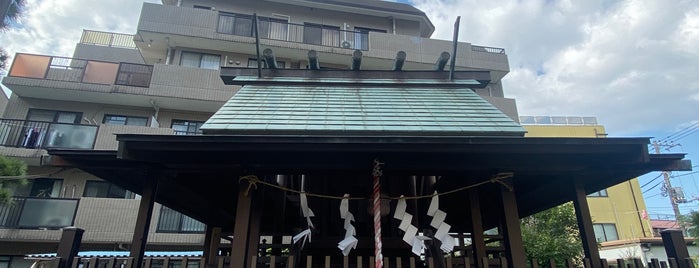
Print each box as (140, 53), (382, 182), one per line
(0, 0), (516, 266)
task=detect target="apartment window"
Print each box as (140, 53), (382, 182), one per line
(218, 12), (253, 36)
(157, 206), (206, 233)
(171, 120), (205, 135)
(83, 180), (135, 199)
(103, 114), (148, 126)
(593, 223), (619, 242)
(247, 58), (286, 69)
(27, 109), (82, 124)
(259, 17), (289, 40)
(180, 52), (221, 70)
(303, 23), (340, 47)
(353, 27), (385, 50)
(0, 256), (10, 268)
(587, 189), (608, 197)
(4, 178), (63, 198)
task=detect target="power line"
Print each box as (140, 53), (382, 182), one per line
(671, 170), (699, 178)
(641, 173), (663, 188)
(657, 121), (699, 143)
(642, 180), (664, 194)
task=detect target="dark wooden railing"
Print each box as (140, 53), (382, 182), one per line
(28, 255), (697, 268)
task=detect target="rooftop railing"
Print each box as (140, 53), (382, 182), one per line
(519, 116), (598, 126)
(472, 45), (506, 54)
(7, 53), (153, 88)
(79, 30), (137, 49)
(0, 118), (98, 150)
(0, 196), (79, 229)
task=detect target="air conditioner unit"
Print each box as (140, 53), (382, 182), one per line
(341, 40), (352, 49)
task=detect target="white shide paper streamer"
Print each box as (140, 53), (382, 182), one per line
(337, 194), (358, 256)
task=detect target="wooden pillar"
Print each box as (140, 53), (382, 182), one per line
(130, 173), (159, 268)
(498, 181), (526, 268)
(661, 229), (690, 268)
(571, 181), (601, 268)
(204, 226), (222, 268)
(230, 179), (257, 268)
(246, 193), (262, 267)
(56, 227), (84, 268)
(468, 188), (487, 268)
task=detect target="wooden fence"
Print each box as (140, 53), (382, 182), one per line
(32, 255), (696, 268)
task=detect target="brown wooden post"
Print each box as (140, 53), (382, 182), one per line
(498, 180), (527, 268)
(130, 173), (159, 268)
(616, 259), (626, 268)
(651, 259), (661, 268)
(469, 188), (487, 268)
(231, 179), (256, 268)
(246, 193), (262, 268)
(661, 230), (690, 268)
(204, 226), (222, 268)
(57, 227), (84, 268)
(572, 181), (601, 268)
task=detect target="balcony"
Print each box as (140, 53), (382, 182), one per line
(0, 196), (79, 229)
(79, 30), (138, 49)
(0, 118), (98, 150)
(136, 3), (509, 77)
(6, 53), (152, 87)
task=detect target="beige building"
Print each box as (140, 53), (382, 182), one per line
(0, 0), (515, 266)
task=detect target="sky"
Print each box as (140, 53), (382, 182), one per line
(0, 0), (698, 219)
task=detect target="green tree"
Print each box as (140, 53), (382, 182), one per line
(521, 202), (583, 266)
(684, 211), (699, 238)
(0, 155), (27, 204)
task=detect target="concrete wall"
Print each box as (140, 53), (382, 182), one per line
(72, 44), (145, 64)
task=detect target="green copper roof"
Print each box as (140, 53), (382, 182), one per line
(202, 85), (525, 136)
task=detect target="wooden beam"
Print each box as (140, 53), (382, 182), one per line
(129, 172), (159, 268)
(661, 230), (691, 268)
(572, 180), (601, 268)
(498, 181), (526, 268)
(469, 188), (487, 268)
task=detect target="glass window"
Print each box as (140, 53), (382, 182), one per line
(180, 52), (220, 70)
(103, 114), (148, 126)
(17, 198), (78, 229)
(259, 17), (289, 40)
(0, 256), (9, 268)
(593, 223), (619, 242)
(353, 27), (385, 50)
(157, 206), (205, 233)
(83, 180), (135, 199)
(171, 120), (205, 135)
(587, 189), (608, 197)
(303, 23), (322, 45)
(27, 109), (82, 124)
(1, 178), (62, 198)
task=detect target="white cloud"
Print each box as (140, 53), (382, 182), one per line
(0, 0), (159, 64)
(412, 0), (699, 135)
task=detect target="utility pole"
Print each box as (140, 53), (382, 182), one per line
(653, 141), (685, 235)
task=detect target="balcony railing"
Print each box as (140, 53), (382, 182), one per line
(0, 196), (79, 229)
(79, 30), (137, 49)
(7, 53), (153, 87)
(0, 118), (98, 149)
(472, 45), (506, 54)
(217, 12), (369, 50)
(519, 116), (598, 125)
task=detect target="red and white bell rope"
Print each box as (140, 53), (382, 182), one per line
(372, 159), (384, 268)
